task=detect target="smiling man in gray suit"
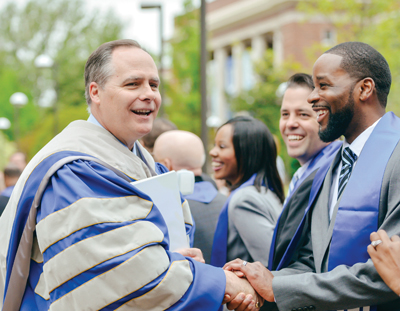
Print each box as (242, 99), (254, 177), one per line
(224, 42), (400, 311)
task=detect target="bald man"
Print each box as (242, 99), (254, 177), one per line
(154, 130), (227, 263)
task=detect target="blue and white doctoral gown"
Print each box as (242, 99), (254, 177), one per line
(0, 120), (225, 310)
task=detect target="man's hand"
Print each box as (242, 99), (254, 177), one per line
(175, 248), (205, 263)
(224, 259), (275, 302)
(368, 230), (400, 295)
(224, 270), (262, 311)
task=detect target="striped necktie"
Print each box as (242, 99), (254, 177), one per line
(338, 147), (357, 198)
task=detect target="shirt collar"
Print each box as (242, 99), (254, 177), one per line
(87, 114), (103, 128)
(342, 117), (381, 157)
(87, 114), (137, 154)
(296, 158), (312, 180)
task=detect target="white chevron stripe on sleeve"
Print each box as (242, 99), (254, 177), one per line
(35, 221), (164, 300)
(49, 245), (170, 311)
(116, 260), (193, 311)
(36, 195), (153, 252)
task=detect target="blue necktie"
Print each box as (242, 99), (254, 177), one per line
(283, 170), (299, 205)
(337, 147), (357, 198)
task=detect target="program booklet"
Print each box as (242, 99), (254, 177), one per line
(131, 171), (189, 251)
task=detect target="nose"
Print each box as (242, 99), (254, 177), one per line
(286, 114), (298, 129)
(307, 88), (319, 105)
(209, 146), (217, 157)
(139, 84), (157, 101)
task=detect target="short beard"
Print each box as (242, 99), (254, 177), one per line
(318, 91), (355, 143)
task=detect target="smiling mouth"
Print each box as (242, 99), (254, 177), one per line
(312, 106), (329, 123)
(288, 135), (304, 141)
(315, 109), (328, 122)
(211, 162), (223, 170)
(132, 109), (151, 116)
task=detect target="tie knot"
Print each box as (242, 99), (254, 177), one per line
(293, 171), (299, 182)
(342, 147), (357, 165)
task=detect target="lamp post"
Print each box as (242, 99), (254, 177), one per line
(140, 3), (164, 115)
(200, 0), (208, 172)
(9, 92), (28, 150)
(35, 54), (58, 136)
(0, 117), (11, 168)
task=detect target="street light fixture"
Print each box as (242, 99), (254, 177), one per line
(34, 54), (58, 136)
(200, 0), (208, 172)
(0, 118), (11, 130)
(140, 3), (164, 115)
(34, 54), (54, 69)
(9, 92), (28, 149)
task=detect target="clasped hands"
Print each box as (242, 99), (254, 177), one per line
(177, 248), (274, 311)
(223, 259), (275, 310)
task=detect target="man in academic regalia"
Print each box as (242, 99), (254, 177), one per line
(0, 39), (260, 311)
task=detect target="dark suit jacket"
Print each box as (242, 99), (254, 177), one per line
(0, 195), (9, 217)
(269, 170), (317, 271)
(187, 175), (226, 264)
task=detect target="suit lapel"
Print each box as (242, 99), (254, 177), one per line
(312, 151), (341, 273)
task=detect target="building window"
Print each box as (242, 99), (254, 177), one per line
(321, 30), (336, 46)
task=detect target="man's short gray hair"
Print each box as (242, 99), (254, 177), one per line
(84, 39), (142, 106)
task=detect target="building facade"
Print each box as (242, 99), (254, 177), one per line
(206, 0), (336, 125)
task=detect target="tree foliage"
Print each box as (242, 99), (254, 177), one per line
(164, 0), (201, 136)
(231, 50), (302, 177)
(231, 50), (300, 136)
(298, 0), (400, 116)
(0, 0), (123, 159)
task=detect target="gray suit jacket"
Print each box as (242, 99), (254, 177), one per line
(270, 142), (400, 311)
(188, 178), (226, 264)
(227, 186), (282, 267)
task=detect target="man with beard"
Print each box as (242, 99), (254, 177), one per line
(224, 42), (400, 311)
(268, 73), (341, 273)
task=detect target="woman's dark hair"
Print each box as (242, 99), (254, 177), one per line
(220, 116), (284, 204)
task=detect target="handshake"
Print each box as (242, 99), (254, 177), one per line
(223, 258), (275, 311)
(177, 249), (275, 311)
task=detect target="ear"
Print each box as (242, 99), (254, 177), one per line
(358, 78), (375, 102)
(159, 158), (173, 171)
(89, 82), (101, 105)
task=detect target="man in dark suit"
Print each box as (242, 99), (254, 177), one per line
(225, 42), (400, 311)
(269, 73), (341, 272)
(153, 130), (226, 264)
(0, 196), (8, 217)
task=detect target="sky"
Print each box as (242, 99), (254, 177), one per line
(0, 0), (196, 56)
(85, 0), (193, 56)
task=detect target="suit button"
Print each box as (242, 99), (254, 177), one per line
(309, 306), (316, 310)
